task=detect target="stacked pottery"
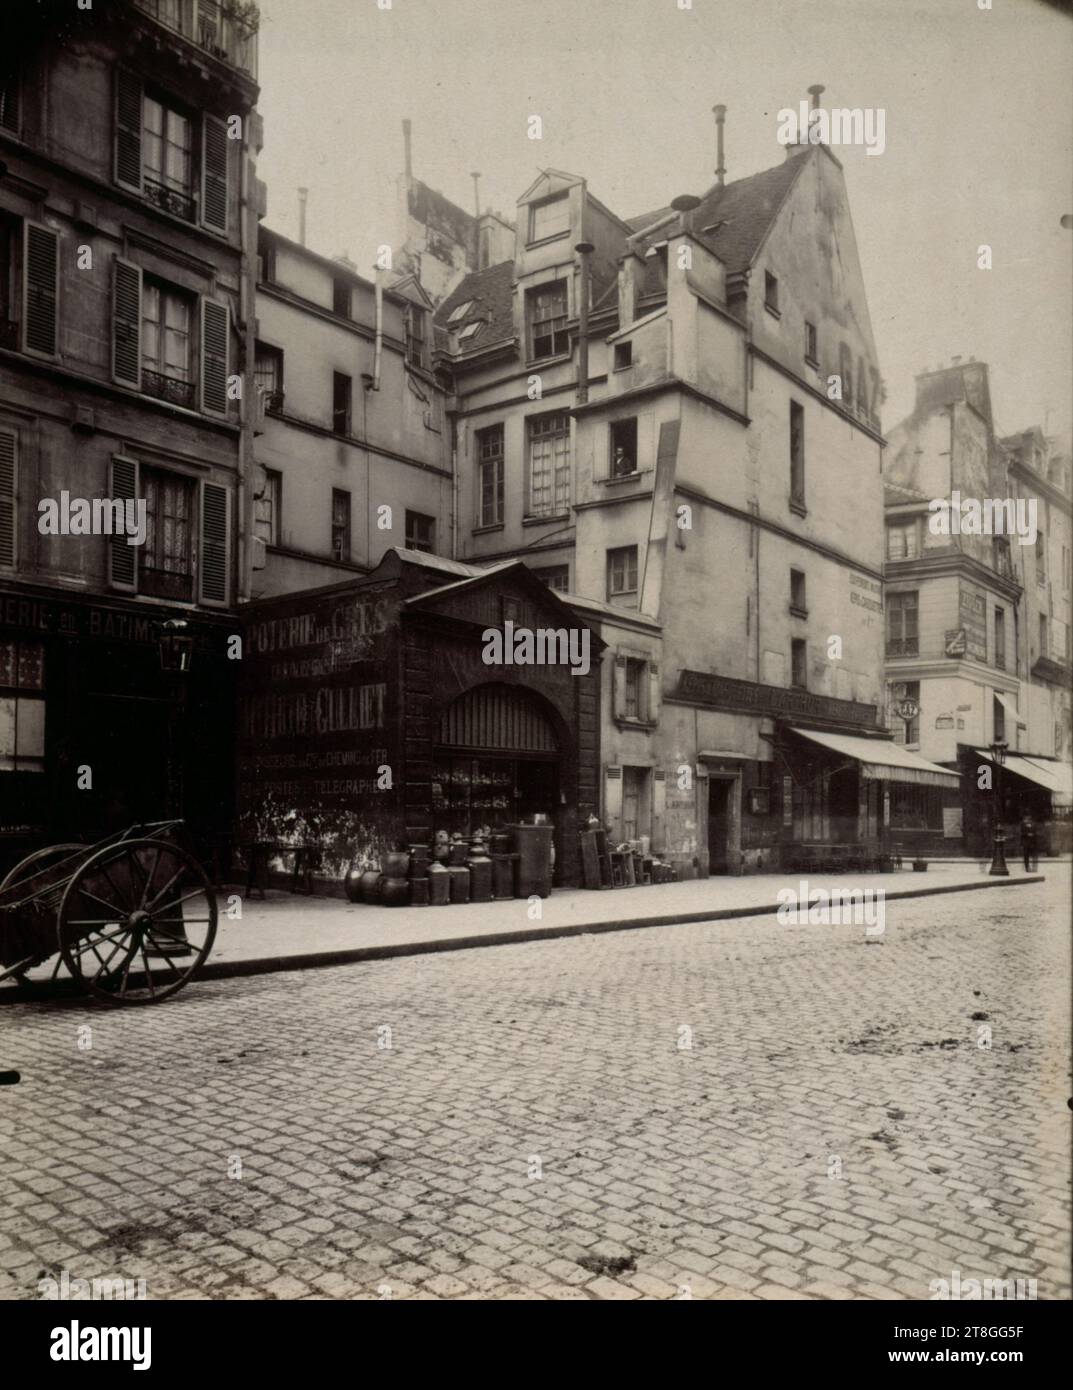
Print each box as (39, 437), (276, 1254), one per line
(344, 864), (364, 903)
(448, 863), (470, 903)
(359, 868), (382, 903)
(432, 829), (450, 864)
(448, 834), (468, 867)
(409, 843), (430, 906)
(428, 858), (450, 905)
(467, 833), (492, 903)
(380, 849), (411, 907)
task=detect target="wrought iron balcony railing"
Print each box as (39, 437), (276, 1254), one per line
(140, 565), (194, 603)
(132, 0), (259, 80)
(886, 638), (919, 658)
(142, 369), (197, 410)
(143, 176), (197, 224)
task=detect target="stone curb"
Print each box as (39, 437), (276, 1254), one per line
(1, 872), (1043, 1003)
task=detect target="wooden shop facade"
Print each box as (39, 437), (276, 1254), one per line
(236, 549), (604, 888)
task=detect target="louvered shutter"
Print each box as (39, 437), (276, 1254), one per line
(112, 257), (142, 387)
(647, 661), (661, 724)
(612, 654), (627, 720)
(604, 765), (623, 829)
(198, 480), (230, 606)
(200, 298), (228, 416)
(114, 70), (143, 192)
(201, 114), (229, 233)
(108, 455), (138, 593)
(0, 430), (16, 569)
(0, 69), (20, 134)
(22, 223), (58, 357)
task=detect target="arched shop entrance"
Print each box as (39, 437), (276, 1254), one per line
(432, 683), (562, 844)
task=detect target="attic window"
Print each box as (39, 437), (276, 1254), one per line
(448, 300), (473, 324)
(458, 321), (482, 341)
(529, 195), (569, 243)
(764, 272), (780, 316)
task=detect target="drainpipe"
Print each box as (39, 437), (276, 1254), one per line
(236, 134), (257, 603)
(371, 267), (383, 391)
(574, 240), (594, 405)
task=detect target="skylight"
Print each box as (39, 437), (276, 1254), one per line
(448, 300), (474, 324)
(458, 321), (483, 341)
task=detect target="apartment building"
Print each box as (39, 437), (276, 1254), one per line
(0, 0), (262, 859)
(431, 124), (956, 877)
(250, 226), (452, 596)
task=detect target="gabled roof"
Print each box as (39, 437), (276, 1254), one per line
(627, 148), (812, 273)
(884, 480), (931, 506)
(433, 259), (515, 345)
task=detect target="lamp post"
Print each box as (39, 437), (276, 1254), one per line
(988, 739), (1009, 876)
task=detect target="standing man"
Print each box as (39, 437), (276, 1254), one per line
(1019, 811), (1038, 872)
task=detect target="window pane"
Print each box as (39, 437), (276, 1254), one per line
(15, 696), (44, 758)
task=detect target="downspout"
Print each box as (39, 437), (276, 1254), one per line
(236, 131), (256, 603)
(574, 240), (593, 404)
(450, 410), (459, 560)
(372, 268), (383, 391)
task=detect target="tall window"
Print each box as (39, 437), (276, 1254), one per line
(406, 304), (428, 368)
(0, 638), (45, 773)
(142, 280), (193, 407)
(789, 400), (805, 507)
(0, 63), (18, 135)
(791, 638), (807, 689)
(887, 591), (918, 657)
(805, 321), (817, 362)
(405, 510), (435, 553)
(527, 282), (568, 360)
(529, 196), (569, 242)
(1036, 530), (1046, 584)
(254, 343), (283, 412)
(607, 545), (638, 603)
(528, 412), (570, 517)
(624, 659), (645, 720)
(994, 607), (1006, 670)
(764, 271), (779, 314)
(790, 567), (807, 615)
(332, 371), (351, 436)
(993, 694), (1006, 744)
(887, 519), (920, 560)
(141, 467), (195, 601)
(143, 93), (193, 217)
(331, 489), (350, 561)
(332, 276), (350, 318)
(262, 468), (281, 546)
(476, 424), (504, 527)
(0, 213), (15, 344)
(610, 418), (638, 477)
(1039, 614), (1048, 660)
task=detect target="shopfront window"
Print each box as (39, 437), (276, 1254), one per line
(889, 784), (942, 830)
(0, 637), (45, 772)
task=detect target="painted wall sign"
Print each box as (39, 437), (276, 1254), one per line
(0, 590), (220, 648)
(675, 670), (878, 727)
(849, 573), (883, 613)
(957, 581), (988, 662)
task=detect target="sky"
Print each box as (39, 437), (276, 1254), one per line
(252, 0), (1073, 438)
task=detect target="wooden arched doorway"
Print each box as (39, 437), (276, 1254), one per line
(431, 683), (561, 836)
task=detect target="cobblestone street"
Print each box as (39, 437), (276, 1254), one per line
(1, 872), (1069, 1301)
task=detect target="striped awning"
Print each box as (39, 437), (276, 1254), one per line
(975, 749), (1073, 806)
(788, 727), (961, 788)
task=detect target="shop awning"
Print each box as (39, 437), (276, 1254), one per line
(975, 749), (1073, 805)
(788, 727), (961, 788)
(994, 692), (1026, 726)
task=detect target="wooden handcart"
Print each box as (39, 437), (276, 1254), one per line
(0, 820), (217, 1005)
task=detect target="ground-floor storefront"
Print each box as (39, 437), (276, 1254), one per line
(236, 550), (602, 890)
(0, 582), (236, 875)
(959, 744), (1073, 857)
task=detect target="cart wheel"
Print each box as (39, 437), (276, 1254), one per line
(1, 845), (87, 990)
(58, 837), (217, 1005)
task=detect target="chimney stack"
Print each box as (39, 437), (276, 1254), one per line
(402, 119), (412, 180)
(712, 104), (727, 188)
(807, 84), (825, 144)
(297, 187), (308, 247)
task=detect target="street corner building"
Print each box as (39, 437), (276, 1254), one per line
(236, 549), (604, 888)
(0, 1), (261, 869)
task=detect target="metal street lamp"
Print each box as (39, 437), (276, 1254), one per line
(988, 740), (1009, 877)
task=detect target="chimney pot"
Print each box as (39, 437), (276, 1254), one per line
(712, 104), (727, 188)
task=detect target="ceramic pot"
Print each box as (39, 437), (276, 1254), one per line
(344, 866), (364, 903)
(359, 870), (382, 903)
(428, 861), (450, 906)
(448, 840), (468, 867)
(467, 841), (493, 903)
(410, 876), (430, 905)
(383, 851), (410, 878)
(380, 877), (410, 907)
(448, 865), (470, 903)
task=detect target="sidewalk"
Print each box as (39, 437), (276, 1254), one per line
(194, 860), (1049, 983)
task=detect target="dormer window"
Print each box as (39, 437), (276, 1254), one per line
(447, 300), (473, 324)
(527, 281), (568, 361)
(764, 271), (779, 315)
(529, 195), (569, 243)
(458, 321), (482, 343)
(406, 304), (428, 369)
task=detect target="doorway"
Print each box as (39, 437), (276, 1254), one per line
(708, 778), (732, 874)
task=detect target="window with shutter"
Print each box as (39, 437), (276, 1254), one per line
(0, 65), (19, 135)
(200, 298), (228, 415)
(22, 223), (58, 358)
(0, 430), (16, 569)
(108, 455), (139, 593)
(115, 70), (143, 192)
(199, 480), (230, 605)
(201, 114), (229, 233)
(112, 257), (142, 387)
